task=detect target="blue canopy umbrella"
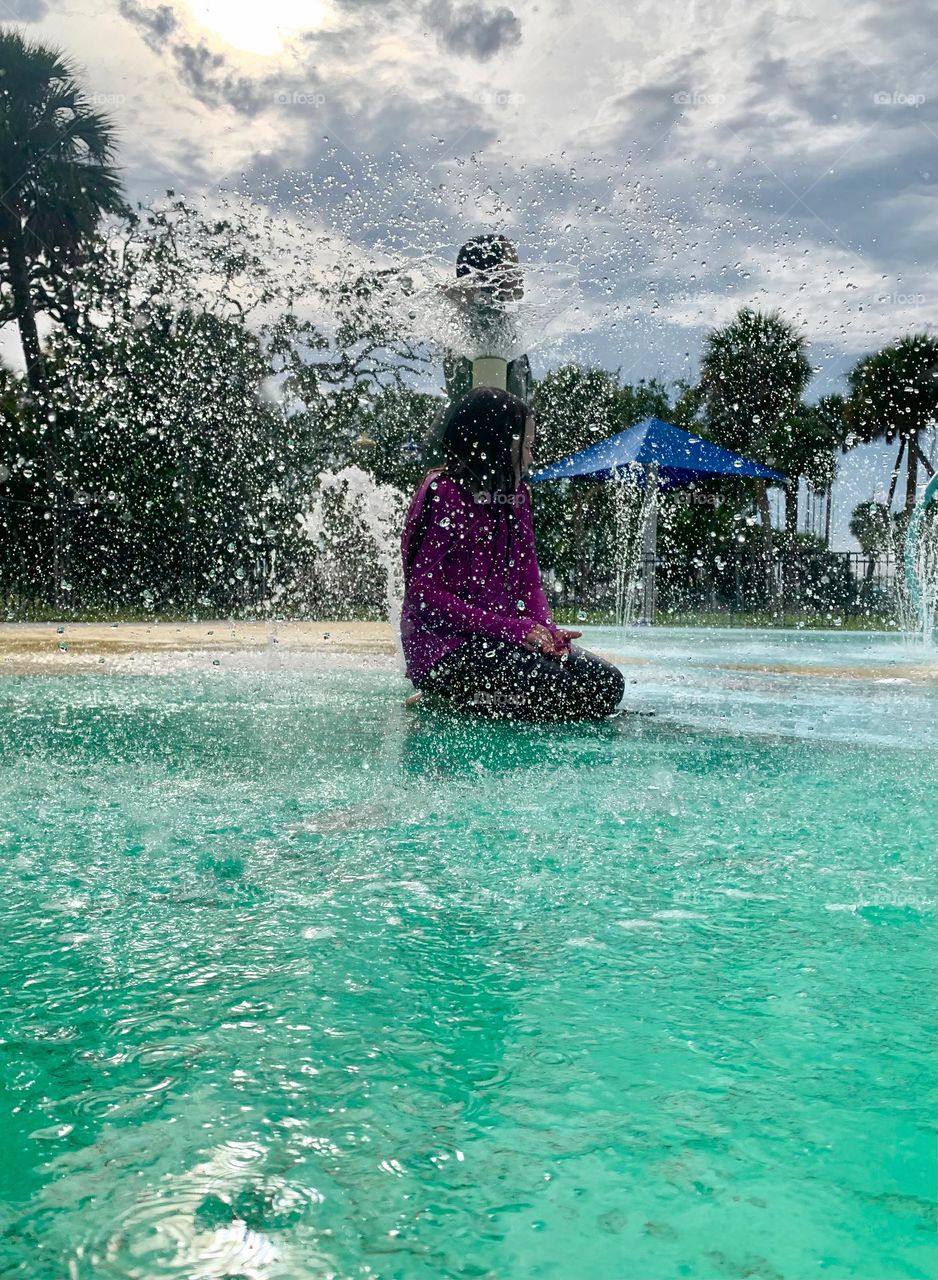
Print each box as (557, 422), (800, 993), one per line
(530, 417), (785, 625)
(530, 416), (786, 488)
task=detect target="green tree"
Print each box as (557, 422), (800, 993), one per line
(849, 499), (891, 581)
(531, 365), (621, 464)
(356, 386), (441, 491)
(0, 31), (125, 387)
(0, 30), (126, 600)
(668, 379), (705, 431)
(264, 266), (430, 480)
(46, 305), (287, 611)
(699, 307), (812, 574)
(38, 197), (297, 612)
(531, 367), (677, 465)
(767, 394), (848, 540)
(25, 194), (439, 615)
(845, 334), (938, 515)
(618, 378), (673, 431)
(0, 364), (38, 600)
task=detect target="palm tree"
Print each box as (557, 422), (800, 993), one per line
(768, 394), (848, 540)
(699, 308), (813, 584)
(0, 30), (125, 598)
(0, 30), (125, 389)
(849, 499), (890, 584)
(845, 334), (938, 516)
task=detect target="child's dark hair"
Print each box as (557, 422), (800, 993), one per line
(456, 234), (519, 278)
(441, 386), (529, 500)
(455, 235), (523, 301)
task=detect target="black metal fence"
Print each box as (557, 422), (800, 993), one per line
(550, 549), (902, 626)
(1, 546), (903, 626)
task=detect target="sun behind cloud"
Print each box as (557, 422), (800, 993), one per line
(186, 0), (327, 55)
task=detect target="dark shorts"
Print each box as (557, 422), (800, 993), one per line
(419, 635), (625, 723)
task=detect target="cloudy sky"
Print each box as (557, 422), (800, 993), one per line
(19, 0), (938, 538)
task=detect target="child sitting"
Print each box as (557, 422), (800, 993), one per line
(400, 387), (624, 721)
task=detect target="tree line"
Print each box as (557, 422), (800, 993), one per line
(0, 29), (935, 619)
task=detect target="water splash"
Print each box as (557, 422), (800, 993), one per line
(611, 466), (657, 626)
(903, 474), (938, 643)
(297, 466), (407, 661)
(384, 266), (581, 366)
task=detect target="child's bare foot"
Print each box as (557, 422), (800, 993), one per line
(404, 692), (423, 707)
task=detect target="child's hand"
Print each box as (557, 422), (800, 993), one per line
(523, 624), (578, 658)
(523, 623), (561, 655)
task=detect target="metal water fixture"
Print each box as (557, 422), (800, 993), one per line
(470, 356), (509, 390)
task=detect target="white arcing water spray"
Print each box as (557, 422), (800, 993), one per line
(611, 465), (657, 626)
(903, 475), (938, 643)
(297, 466), (408, 664)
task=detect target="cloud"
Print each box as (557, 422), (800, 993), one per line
(3, 0), (48, 19)
(117, 0), (178, 51)
(590, 66), (700, 151)
(171, 40), (271, 114)
(78, 0), (938, 411)
(117, 3), (313, 116)
(424, 0), (522, 60)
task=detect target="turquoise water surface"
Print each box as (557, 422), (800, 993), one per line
(0, 629), (935, 1279)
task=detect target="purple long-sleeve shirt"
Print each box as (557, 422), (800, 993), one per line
(400, 470), (559, 685)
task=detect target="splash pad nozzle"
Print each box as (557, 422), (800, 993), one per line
(471, 356), (509, 390)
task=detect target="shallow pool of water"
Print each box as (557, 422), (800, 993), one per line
(0, 630), (935, 1279)
(587, 625), (938, 750)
